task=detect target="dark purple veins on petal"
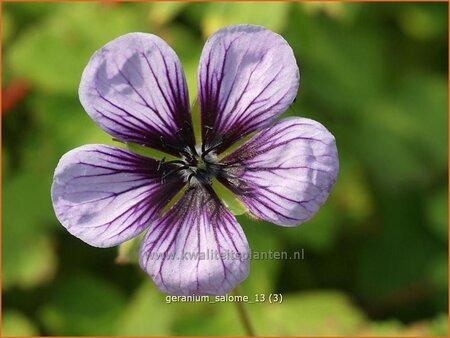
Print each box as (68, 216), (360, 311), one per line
(217, 117), (339, 226)
(139, 184), (249, 295)
(197, 25), (300, 154)
(51, 144), (186, 248)
(79, 33), (196, 157)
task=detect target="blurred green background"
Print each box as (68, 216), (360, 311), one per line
(2, 2), (448, 336)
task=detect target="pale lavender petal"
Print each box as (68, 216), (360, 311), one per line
(198, 24), (299, 153)
(51, 145), (185, 247)
(219, 117), (339, 226)
(79, 33), (195, 156)
(139, 186), (249, 295)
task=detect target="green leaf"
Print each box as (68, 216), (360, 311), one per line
(349, 74), (447, 188)
(428, 255), (448, 291)
(399, 5), (448, 40)
(149, 2), (187, 26)
(39, 274), (126, 335)
(3, 310), (40, 337)
(30, 94), (112, 154)
(2, 10), (14, 46)
(3, 235), (57, 290)
(3, 173), (58, 289)
(239, 218), (283, 293)
(116, 233), (145, 265)
(359, 319), (406, 336)
(427, 313), (449, 336)
(300, 2), (360, 22)
(360, 314), (449, 336)
(285, 5), (386, 116)
(356, 192), (441, 299)
(427, 254), (448, 311)
(426, 189), (448, 243)
(171, 300), (243, 336)
(331, 158), (374, 225)
(252, 291), (366, 335)
(202, 2), (291, 38)
(9, 2), (147, 93)
(288, 206), (339, 253)
(3, 2), (58, 30)
(115, 281), (173, 335)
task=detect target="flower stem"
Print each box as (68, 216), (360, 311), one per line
(232, 286), (256, 336)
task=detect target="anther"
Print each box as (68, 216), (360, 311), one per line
(174, 121), (198, 157)
(202, 140), (223, 161)
(161, 164), (189, 184)
(175, 127), (184, 136)
(157, 157), (166, 171)
(160, 136), (167, 147)
(202, 125), (214, 153)
(158, 157), (188, 173)
(164, 159), (188, 166)
(185, 173), (196, 192)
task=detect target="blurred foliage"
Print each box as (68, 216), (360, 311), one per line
(2, 2), (448, 336)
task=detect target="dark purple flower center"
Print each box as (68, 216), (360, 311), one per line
(158, 124), (225, 188)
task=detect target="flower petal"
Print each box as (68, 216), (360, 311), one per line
(139, 185), (249, 295)
(219, 117), (339, 226)
(198, 24), (299, 153)
(51, 145), (185, 247)
(79, 33), (195, 156)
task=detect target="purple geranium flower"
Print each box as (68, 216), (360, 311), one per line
(51, 25), (339, 296)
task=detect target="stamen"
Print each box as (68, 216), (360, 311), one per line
(164, 159), (189, 166)
(186, 173), (196, 191)
(175, 121), (198, 156)
(158, 124), (226, 187)
(160, 135), (166, 147)
(157, 156), (189, 172)
(161, 164), (189, 184)
(157, 157), (166, 171)
(162, 122), (198, 158)
(202, 125), (214, 153)
(202, 140), (223, 161)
